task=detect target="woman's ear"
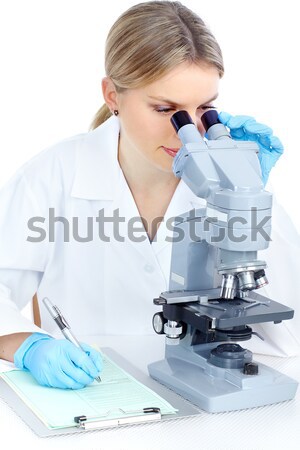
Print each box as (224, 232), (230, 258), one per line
(101, 77), (118, 112)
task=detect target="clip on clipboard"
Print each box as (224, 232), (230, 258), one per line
(74, 407), (162, 430)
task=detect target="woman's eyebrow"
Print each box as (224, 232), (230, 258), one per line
(147, 93), (219, 106)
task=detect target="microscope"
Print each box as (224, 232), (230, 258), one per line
(148, 110), (298, 412)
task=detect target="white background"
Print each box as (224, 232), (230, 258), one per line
(0, 0), (299, 233)
(0, 3), (299, 448)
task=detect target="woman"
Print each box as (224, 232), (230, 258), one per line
(0, 1), (298, 389)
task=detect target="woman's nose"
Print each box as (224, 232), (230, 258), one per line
(185, 110), (206, 137)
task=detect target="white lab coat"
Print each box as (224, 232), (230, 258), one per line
(0, 116), (299, 356)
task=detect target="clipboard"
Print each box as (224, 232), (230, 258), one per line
(0, 347), (201, 437)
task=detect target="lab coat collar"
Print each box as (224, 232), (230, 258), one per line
(71, 115), (120, 200)
(71, 114), (204, 208)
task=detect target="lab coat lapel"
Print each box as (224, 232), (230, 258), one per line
(70, 116), (156, 260)
(150, 180), (206, 255)
(109, 171), (157, 261)
(109, 174), (206, 260)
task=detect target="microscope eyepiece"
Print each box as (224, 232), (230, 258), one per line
(201, 109), (220, 131)
(201, 109), (231, 140)
(171, 111), (194, 132)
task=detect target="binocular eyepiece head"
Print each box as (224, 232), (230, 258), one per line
(171, 109), (230, 140)
(171, 109), (219, 132)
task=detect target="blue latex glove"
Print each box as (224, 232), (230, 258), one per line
(218, 112), (284, 185)
(14, 332), (103, 389)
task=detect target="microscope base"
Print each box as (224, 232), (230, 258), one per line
(148, 343), (298, 413)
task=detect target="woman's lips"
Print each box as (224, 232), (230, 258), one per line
(162, 146), (180, 157)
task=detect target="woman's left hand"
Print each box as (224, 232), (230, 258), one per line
(218, 111), (284, 185)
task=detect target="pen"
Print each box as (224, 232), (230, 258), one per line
(42, 297), (101, 383)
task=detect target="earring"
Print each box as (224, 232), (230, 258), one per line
(113, 109), (119, 116)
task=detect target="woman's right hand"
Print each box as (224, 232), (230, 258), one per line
(218, 111), (284, 185)
(14, 332), (103, 389)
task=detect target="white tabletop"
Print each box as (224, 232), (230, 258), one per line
(1, 334), (300, 450)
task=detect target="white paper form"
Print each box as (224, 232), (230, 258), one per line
(0, 351), (177, 429)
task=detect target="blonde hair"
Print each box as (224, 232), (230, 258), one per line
(90, 1), (224, 129)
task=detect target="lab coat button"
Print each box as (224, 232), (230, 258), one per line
(144, 264), (155, 273)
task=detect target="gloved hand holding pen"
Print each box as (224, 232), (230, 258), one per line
(14, 332), (103, 389)
(218, 112), (284, 185)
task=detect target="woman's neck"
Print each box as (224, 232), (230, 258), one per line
(117, 137), (180, 241)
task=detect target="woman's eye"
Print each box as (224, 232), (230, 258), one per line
(199, 105), (217, 111)
(154, 105), (217, 115)
(155, 107), (175, 114)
